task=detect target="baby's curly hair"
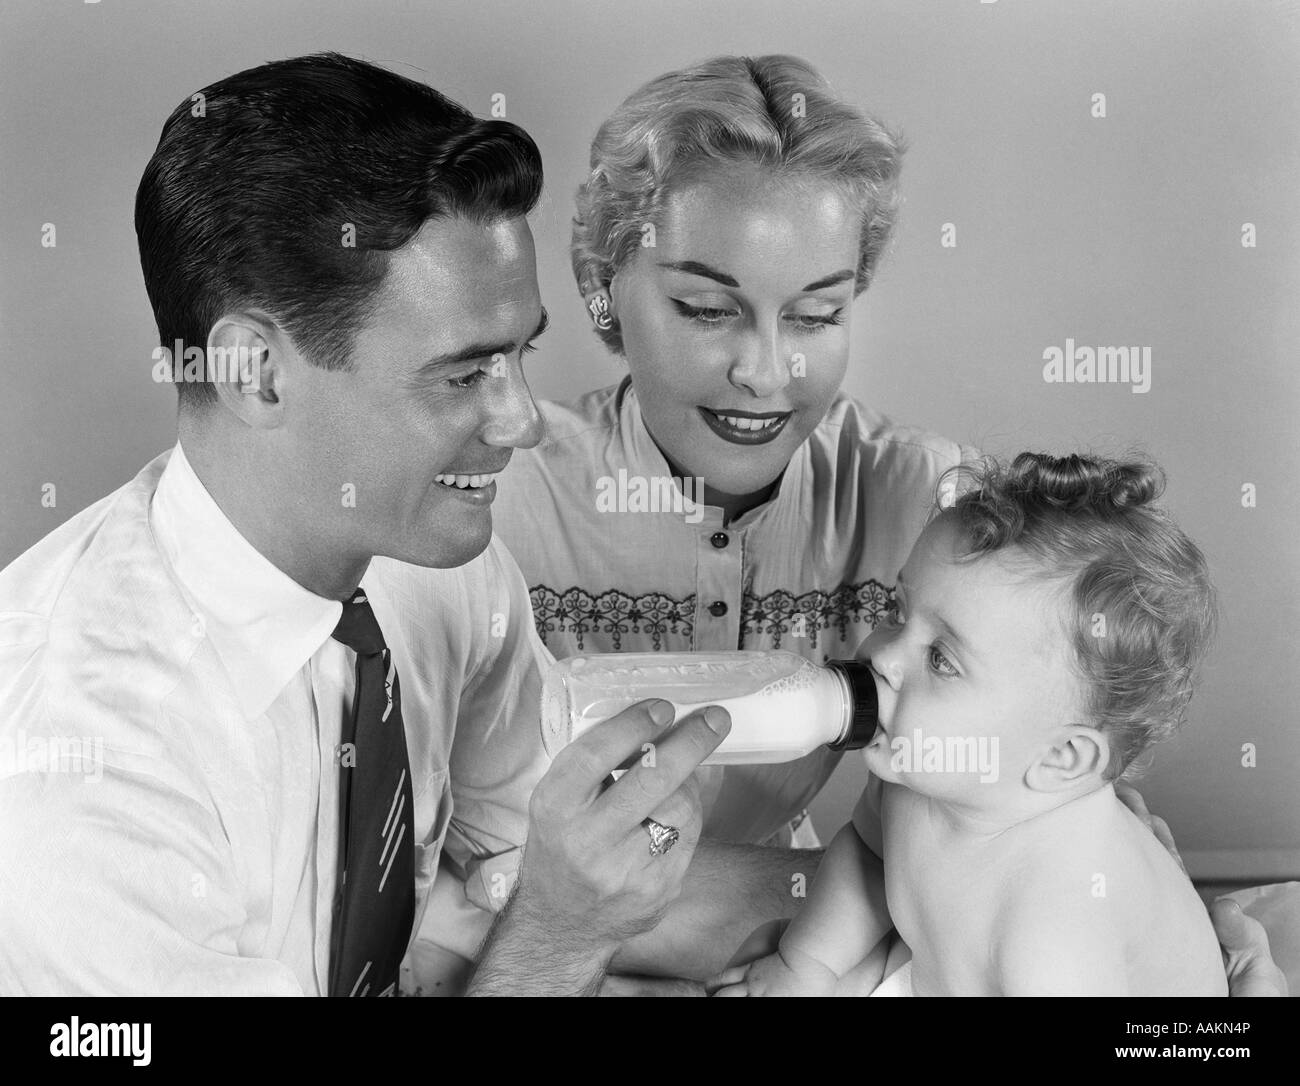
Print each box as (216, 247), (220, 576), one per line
(940, 452), (1218, 779)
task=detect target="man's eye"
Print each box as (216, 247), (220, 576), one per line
(928, 645), (958, 677)
(672, 300), (736, 325)
(449, 369), (488, 390)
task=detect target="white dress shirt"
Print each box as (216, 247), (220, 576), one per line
(0, 444), (551, 994)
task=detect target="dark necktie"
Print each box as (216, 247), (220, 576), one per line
(328, 588), (415, 997)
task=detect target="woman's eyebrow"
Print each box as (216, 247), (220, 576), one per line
(659, 260), (854, 294)
(658, 260), (739, 287)
(802, 269), (855, 291)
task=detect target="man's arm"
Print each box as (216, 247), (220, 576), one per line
(0, 768), (304, 995)
(604, 837), (824, 980)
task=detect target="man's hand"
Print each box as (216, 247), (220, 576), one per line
(1117, 783), (1286, 997)
(468, 698), (731, 995)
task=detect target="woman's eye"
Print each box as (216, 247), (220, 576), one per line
(787, 310), (845, 333)
(928, 645), (958, 677)
(672, 300), (736, 325)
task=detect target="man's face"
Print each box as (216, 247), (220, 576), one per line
(284, 214), (545, 570)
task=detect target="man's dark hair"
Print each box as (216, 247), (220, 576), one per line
(135, 52), (543, 406)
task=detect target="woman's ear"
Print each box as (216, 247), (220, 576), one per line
(1025, 724), (1110, 793)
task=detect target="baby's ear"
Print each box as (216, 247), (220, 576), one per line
(1025, 725), (1110, 793)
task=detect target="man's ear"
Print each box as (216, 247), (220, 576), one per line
(206, 313), (291, 428)
(1025, 725), (1110, 793)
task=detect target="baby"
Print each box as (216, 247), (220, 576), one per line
(711, 452), (1228, 996)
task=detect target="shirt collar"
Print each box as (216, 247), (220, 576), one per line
(617, 377), (805, 530)
(150, 442), (344, 720)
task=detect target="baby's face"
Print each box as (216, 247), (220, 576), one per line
(861, 513), (1091, 805)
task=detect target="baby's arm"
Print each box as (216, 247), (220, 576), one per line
(711, 781), (892, 996)
(780, 784), (891, 975)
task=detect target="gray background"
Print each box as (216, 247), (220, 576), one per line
(1, 0), (1297, 879)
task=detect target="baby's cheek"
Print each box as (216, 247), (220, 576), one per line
(862, 737), (903, 785)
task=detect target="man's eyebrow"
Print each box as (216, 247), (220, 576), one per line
(417, 307), (549, 371)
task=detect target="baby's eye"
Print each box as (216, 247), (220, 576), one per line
(928, 644), (958, 677)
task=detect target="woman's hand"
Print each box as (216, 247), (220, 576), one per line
(1116, 783), (1286, 997)
(1115, 783), (1186, 873)
(1210, 898), (1288, 997)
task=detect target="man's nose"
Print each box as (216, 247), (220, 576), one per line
(481, 358), (543, 450)
(728, 323), (791, 399)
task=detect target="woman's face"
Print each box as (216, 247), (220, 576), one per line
(609, 165), (862, 504)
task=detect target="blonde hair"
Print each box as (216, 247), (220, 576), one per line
(571, 54), (906, 353)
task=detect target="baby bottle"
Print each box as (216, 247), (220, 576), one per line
(540, 650), (879, 765)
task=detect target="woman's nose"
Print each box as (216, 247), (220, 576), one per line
(727, 325), (790, 399)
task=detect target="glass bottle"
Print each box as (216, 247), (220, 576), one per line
(540, 649), (879, 765)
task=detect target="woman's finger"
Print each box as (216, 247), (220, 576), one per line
(1114, 782), (1150, 823)
(1147, 814), (1186, 873)
(1211, 898), (1289, 997)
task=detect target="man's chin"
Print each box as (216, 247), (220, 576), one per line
(380, 519), (494, 570)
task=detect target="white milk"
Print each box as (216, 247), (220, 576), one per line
(540, 650), (858, 765)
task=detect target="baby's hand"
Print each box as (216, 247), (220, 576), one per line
(707, 946), (838, 997)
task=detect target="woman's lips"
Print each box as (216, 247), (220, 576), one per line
(698, 407), (792, 446)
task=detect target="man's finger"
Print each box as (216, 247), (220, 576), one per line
(596, 705), (730, 826)
(543, 698), (676, 807)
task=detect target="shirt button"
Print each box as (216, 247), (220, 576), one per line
(708, 601), (728, 618)
(710, 531), (730, 549)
